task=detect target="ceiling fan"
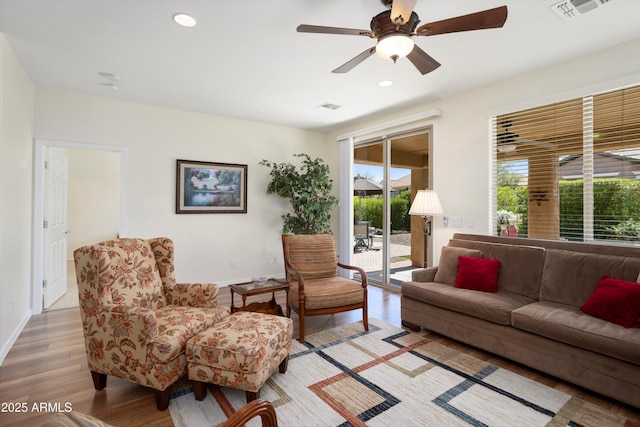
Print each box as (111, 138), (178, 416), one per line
(497, 120), (555, 153)
(497, 120), (519, 152)
(297, 0), (508, 75)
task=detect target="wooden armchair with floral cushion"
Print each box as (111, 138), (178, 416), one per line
(281, 233), (368, 342)
(73, 237), (230, 410)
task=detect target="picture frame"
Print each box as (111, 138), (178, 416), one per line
(176, 159), (247, 214)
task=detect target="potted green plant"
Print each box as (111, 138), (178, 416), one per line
(260, 153), (338, 234)
(497, 209), (515, 236)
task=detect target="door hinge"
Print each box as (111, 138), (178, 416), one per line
(44, 160), (49, 169)
(42, 280), (47, 288)
(43, 220), (48, 229)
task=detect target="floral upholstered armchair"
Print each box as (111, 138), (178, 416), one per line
(73, 237), (230, 410)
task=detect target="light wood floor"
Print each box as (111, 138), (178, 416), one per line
(1, 285), (639, 426)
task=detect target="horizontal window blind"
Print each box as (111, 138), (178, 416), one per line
(592, 85), (640, 241)
(493, 84), (640, 243)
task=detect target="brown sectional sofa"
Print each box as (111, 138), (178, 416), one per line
(401, 233), (640, 408)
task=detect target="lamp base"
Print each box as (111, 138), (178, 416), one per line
(422, 215), (432, 268)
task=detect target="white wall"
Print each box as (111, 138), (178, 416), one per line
(66, 147), (121, 259)
(0, 35), (35, 363)
(327, 37), (640, 264)
(35, 89), (334, 285)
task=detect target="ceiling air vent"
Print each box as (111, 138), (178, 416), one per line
(550, 0), (613, 21)
(318, 102), (342, 111)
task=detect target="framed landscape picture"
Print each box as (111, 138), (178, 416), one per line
(176, 159), (247, 213)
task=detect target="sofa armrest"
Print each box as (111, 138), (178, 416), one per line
(165, 283), (219, 308)
(411, 267), (438, 282)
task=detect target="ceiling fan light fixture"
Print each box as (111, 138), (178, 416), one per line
(497, 144), (516, 153)
(375, 33), (414, 62)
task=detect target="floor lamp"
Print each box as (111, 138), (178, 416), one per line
(409, 190), (444, 268)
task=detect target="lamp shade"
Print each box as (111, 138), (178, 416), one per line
(409, 190), (443, 216)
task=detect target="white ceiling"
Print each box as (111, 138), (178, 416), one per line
(1, 0), (639, 132)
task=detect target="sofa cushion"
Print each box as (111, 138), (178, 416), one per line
(539, 249), (640, 307)
(455, 256), (500, 292)
(512, 301), (640, 364)
(448, 239), (544, 298)
(580, 277), (640, 328)
(401, 280), (534, 325)
(433, 246), (483, 285)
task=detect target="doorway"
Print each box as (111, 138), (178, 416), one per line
(351, 132), (430, 287)
(337, 109), (441, 288)
(32, 139), (127, 315)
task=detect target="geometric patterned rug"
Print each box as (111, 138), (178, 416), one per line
(169, 319), (634, 427)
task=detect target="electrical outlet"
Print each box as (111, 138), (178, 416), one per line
(272, 256), (277, 264)
(231, 259), (237, 268)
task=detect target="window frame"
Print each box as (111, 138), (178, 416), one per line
(491, 83), (640, 245)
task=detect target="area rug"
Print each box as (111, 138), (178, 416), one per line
(169, 319), (633, 427)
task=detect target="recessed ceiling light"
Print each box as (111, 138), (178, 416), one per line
(173, 13), (197, 27)
(378, 80), (393, 87)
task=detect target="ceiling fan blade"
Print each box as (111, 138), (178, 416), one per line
(297, 24), (372, 37)
(390, 0), (417, 26)
(332, 47), (377, 73)
(406, 45), (441, 75)
(416, 6), (508, 36)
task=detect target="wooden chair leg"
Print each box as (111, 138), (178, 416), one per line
(298, 316), (305, 343)
(192, 380), (208, 401)
(363, 308), (369, 331)
(90, 371), (107, 390)
(246, 389), (260, 403)
(155, 388), (171, 411)
(279, 355), (289, 374)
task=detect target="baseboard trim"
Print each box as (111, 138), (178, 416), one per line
(0, 309), (32, 365)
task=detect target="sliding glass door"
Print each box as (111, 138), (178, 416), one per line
(352, 131), (430, 287)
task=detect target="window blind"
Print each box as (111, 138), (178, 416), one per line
(493, 84), (640, 243)
(591, 85), (640, 240)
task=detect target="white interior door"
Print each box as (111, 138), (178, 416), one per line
(43, 148), (69, 308)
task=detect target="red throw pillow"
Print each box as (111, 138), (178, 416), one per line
(580, 276), (640, 328)
(454, 256), (501, 293)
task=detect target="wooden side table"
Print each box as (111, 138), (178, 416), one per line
(229, 279), (290, 316)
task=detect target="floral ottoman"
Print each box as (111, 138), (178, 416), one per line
(186, 311), (293, 402)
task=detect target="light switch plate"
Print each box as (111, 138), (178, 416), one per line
(449, 216), (462, 227)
